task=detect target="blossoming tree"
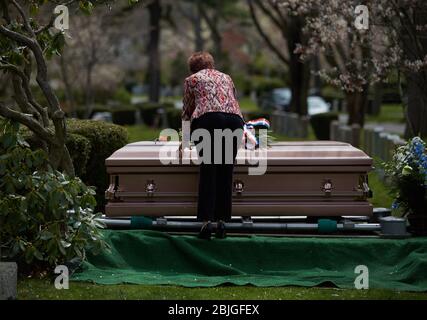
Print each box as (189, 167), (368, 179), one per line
(275, 0), (427, 136)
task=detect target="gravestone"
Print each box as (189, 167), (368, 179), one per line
(351, 124), (361, 148)
(330, 120), (339, 141)
(0, 262), (17, 300)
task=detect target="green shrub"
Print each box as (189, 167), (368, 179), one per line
(111, 107), (137, 125)
(310, 112), (339, 140)
(137, 103), (160, 126)
(20, 130), (92, 178)
(166, 108), (182, 130)
(251, 76), (286, 97)
(162, 102), (175, 110)
(0, 119), (107, 272)
(66, 133), (91, 177)
(19, 120), (127, 211)
(113, 87), (132, 105)
(67, 119), (128, 211)
(21, 130), (92, 178)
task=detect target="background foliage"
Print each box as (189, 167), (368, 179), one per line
(0, 119), (108, 272)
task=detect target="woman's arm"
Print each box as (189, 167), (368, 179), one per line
(182, 78), (195, 121)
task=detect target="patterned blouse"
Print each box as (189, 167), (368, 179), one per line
(182, 69), (244, 121)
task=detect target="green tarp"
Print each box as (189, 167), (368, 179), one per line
(72, 230), (427, 291)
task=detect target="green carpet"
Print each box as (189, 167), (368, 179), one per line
(72, 230), (427, 291)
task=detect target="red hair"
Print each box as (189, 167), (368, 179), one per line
(187, 52), (215, 74)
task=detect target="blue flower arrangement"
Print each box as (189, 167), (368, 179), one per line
(384, 137), (427, 218)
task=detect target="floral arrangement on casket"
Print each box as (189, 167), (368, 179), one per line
(384, 137), (427, 235)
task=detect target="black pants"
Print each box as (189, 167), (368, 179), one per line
(191, 112), (244, 222)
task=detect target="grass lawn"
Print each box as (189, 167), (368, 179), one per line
(125, 124), (163, 142)
(366, 104), (404, 124)
(17, 278), (427, 300)
(239, 96), (259, 112)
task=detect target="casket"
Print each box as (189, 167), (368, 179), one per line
(105, 141), (373, 218)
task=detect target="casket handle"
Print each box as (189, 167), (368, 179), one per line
(321, 179), (333, 197)
(234, 180), (244, 195)
(146, 180), (156, 196)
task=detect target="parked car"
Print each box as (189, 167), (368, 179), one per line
(259, 88), (330, 115)
(307, 96), (330, 115)
(259, 88), (291, 111)
(91, 112), (113, 122)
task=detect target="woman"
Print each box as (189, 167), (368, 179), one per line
(182, 52), (244, 239)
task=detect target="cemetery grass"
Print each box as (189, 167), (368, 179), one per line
(17, 278), (427, 300)
(366, 104), (404, 124)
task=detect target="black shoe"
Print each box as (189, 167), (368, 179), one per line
(198, 222), (212, 240)
(215, 221), (227, 239)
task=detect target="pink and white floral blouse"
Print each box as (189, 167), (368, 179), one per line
(182, 69), (243, 121)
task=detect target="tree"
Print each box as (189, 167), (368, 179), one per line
(0, 0), (76, 176)
(57, 8), (119, 118)
(247, 0), (310, 116)
(277, 0), (427, 135)
(174, 0), (205, 51)
(146, 0), (162, 102)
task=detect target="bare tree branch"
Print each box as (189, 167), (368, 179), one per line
(11, 0), (35, 37)
(254, 0), (284, 31)
(35, 15), (55, 35)
(0, 103), (55, 144)
(247, 0), (289, 65)
(0, 0), (11, 23)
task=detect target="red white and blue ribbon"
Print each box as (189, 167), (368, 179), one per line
(245, 118), (270, 129)
(243, 118), (270, 148)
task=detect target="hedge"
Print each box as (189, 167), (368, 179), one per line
(20, 130), (91, 178)
(310, 112), (339, 140)
(20, 119), (128, 211)
(111, 108), (137, 125)
(66, 119), (128, 210)
(166, 108), (182, 130)
(137, 102), (174, 127)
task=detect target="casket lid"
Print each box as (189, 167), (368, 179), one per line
(105, 141), (373, 167)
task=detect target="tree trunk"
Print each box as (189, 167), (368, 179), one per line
(200, 4), (223, 69)
(194, 1), (204, 51)
(60, 54), (77, 118)
(287, 17), (309, 116)
(346, 87), (368, 127)
(84, 63), (94, 119)
(404, 73), (427, 138)
(147, 0), (162, 103)
(371, 82), (383, 116)
(402, 9), (427, 138)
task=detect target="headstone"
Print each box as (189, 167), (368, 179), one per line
(330, 120), (339, 141)
(341, 126), (352, 144)
(289, 113), (299, 138)
(0, 262), (17, 300)
(300, 116), (309, 139)
(379, 132), (389, 161)
(372, 127), (384, 158)
(363, 127), (373, 156)
(351, 124), (361, 148)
